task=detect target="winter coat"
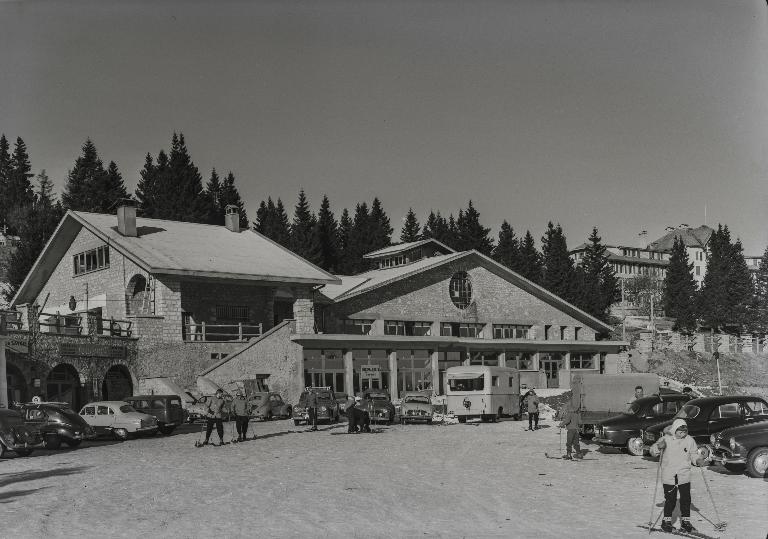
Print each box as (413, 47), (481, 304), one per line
(306, 392), (318, 409)
(206, 396), (226, 419)
(559, 406), (582, 430)
(524, 393), (540, 413)
(650, 418), (702, 485)
(232, 397), (250, 417)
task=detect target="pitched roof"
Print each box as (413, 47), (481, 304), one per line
(647, 226), (713, 252)
(325, 250), (614, 333)
(362, 238), (455, 259)
(11, 211), (339, 305)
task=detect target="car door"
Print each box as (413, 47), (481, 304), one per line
(94, 405), (115, 433)
(705, 402), (745, 439)
(740, 399), (768, 424)
(24, 407), (48, 434)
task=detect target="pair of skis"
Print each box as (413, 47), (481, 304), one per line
(640, 524), (721, 539)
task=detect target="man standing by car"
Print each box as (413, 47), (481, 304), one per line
(524, 389), (540, 431)
(307, 389), (318, 431)
(627, 385), (644, 412)
(232, 390), (251, 442)
(203, 388), (226, 446)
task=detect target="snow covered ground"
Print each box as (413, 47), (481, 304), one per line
(1, 415), (765, 539)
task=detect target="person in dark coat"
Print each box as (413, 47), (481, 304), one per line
(232, 391), (251, 442)
(203, 388), (226, 446)
(306, 390), (319, 431)
(524, 389), (540, 430)
(559, 400), (582, 459)
(347, 396), (371, 433)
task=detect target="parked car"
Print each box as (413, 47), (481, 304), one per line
(185, 393), (233, 423)
(362, 389), (396, 424)
(593, 393), (692, 455)
(79, 401), (159, 440)
(20, 401), (97, 449)
(292, 387), (340, 426)
(249, 392), (292, 421)
(0, 408), (43, 457)
(709, 420), (768, 478)
(399, 392), (434, 424)
(641, 396), (768, 451)
(124, 395), (185, 435)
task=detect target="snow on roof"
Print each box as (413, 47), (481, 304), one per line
(72, 211), (339, 284)
(647, 226), (713, 252)
(362, 238), (454, 259)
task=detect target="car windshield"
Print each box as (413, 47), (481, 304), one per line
(404, 395), (430, 404)
(50, 408), (82, 424)
(675, 404), (700, 419)
(119, 405), (137, 413)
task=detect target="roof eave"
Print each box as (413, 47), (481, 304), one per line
(152, 268), (340, 285)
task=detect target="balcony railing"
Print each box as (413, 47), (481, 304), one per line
(183, 322), (262, 342)
(0, 310), (23, 331)
(38, 312), (133, 338)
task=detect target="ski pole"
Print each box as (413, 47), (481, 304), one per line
(559, 427), (563, 456)
(649, 448), (663, 534)
(699, 465), (726, 530)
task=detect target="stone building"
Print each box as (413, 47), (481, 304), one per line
(5, 204), (338, 410)
(204, 239), (628, 403)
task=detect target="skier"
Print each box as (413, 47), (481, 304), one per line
(650, 418), (708, 533)
(232, 390), (251, 442)
(524, 389), (540, 430)
(306, 389), (318, 431)
(558, 400), (582, 459)
(202, 388), (226, 446)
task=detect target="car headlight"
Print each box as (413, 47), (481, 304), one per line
(729, 437), (737, 451)
(319, 406), (327, 412)
(710, 434), (716, 446)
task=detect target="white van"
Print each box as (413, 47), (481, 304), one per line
(446, 366), (521, 423)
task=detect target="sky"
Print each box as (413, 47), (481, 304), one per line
(1, 0), (767, 255)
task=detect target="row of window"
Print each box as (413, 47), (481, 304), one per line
(341, 320), (549, 340)
(73, 245), (110, 275)
(611, 262), (666, 277)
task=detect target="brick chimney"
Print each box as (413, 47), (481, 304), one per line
(117, 200), (137, 237)
(225, 204), (240, 233)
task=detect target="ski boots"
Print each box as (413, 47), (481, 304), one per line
(680, 518), (695, 533)
(660, 519), (673, 533)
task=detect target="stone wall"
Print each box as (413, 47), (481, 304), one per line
(203, 321), (304, 404)
(325, 260), (598, 341)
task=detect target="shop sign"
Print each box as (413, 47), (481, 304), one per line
(360, 365), (381, 379)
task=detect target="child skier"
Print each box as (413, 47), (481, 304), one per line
(558, 400), (582, 459)
(650, 418), (708, 533)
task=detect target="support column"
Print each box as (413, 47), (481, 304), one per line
(388, 350), (397, 401)
(430, 350), (440, 395)
(562, 352), (571, 389)
(0, 335), (7, 409)
(344, 349), (354, 397)
(498, 351), (506, 368)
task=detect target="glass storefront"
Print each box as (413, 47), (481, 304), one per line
(506, 351), (534, 370)
(539, 352), (564, 388)
(303, 349), (345, 393)
(437, 351), (463, 395)
(396, 350), (431, 396)
(352, 349), (389, 394)
(468, 351), (499, 366)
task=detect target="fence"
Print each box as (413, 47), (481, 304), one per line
(182, 322), (262, 342)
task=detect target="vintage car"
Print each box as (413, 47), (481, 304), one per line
(248, 392), (292, 421)
(362, 389), (396, 424)
(185, 393), (233, 423)
(709, 419), (768, 478)
(0, 408), (43, 457)
(593, 393), (692, 455)
(399, 392), (434, 424)
(20, 401), (97, 449)
(292, 387), (340, 426)
(124, 395), (185, 435)
(641, 395), (768, 450)
(79, 401), (159, 440)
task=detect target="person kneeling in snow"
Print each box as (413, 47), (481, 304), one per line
(347, 396), (371, 433)
(558, 401), (582, 459)
(650, 418), (708, 534)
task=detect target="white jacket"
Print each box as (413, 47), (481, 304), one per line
(650, 418), (701, 484)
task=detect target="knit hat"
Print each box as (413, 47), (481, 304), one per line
(670, 418), (688, 434)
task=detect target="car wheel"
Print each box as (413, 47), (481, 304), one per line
(293, 420), (301, 426)
(746, 447), (768, 478)
(286, 406), (292, 418)
(45, 434), (62, 450)
(65, 440), (82, 448)
(113, 428), (129, 441)
(0, 441), (6, 458)
(458, 416), (467, 423)
(15, 448), (33, 457)
(159, 426), (175, 435)
(627, 437), (645, 456)
(497, 407), (504, 422)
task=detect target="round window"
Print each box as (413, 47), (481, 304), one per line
(449, 271), (473, 309)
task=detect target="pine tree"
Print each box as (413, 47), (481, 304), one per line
(205, 169), (222, 224)
(541, 222), (576, 302)
(493, 220), (519, 269)
(273, 198), (291, 247)
(347, 202), (371, 273)
(368, 197), (393, 252)
(35, 170), (55, 206)
(289, 190), (320, 264)
(3, 137), (35, 234)
(0, 135), (12, 230)
(400, 208), (421, 243)
(336, 208), (353, 274)
(455, 200), (493, 255)
(220, 171), (248, 228)
(517, 230), (542, 284)
(446, 214), (459, 250)
(100, 161), (129, 211)
(577, 227), (619, 321)
(750, 245), (768, 335)
(422, 210), (450, 245)
(165, 133), (209, 223)
(663, 236), (698, 332)
(61, 140), (127, 213)
(135, 153), (159, 217)
(315, 195), (339, 272)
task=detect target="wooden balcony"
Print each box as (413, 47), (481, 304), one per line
(182, 322), (262, 342)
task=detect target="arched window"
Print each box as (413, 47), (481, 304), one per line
(449, 271), (473, 309)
